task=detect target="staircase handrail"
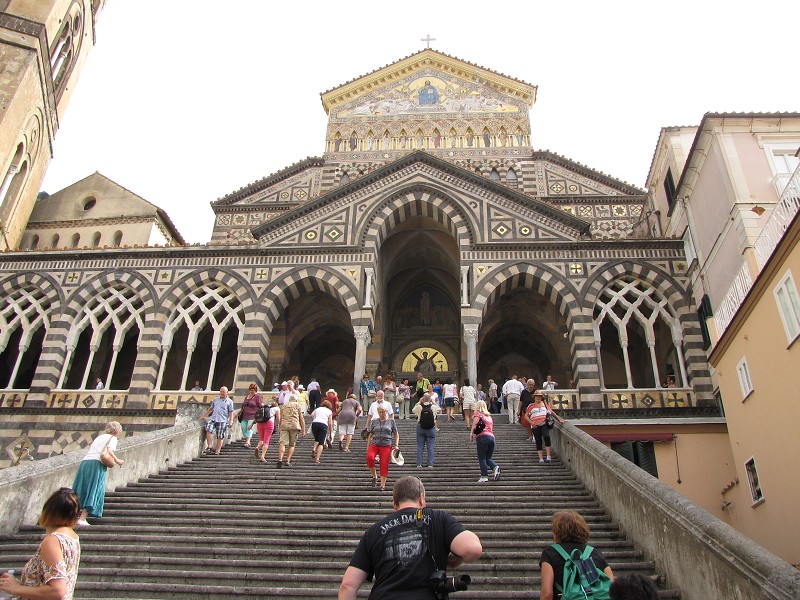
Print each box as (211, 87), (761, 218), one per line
(551, 422), (800, 600)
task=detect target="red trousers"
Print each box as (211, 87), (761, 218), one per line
(366, 444), (392, 477)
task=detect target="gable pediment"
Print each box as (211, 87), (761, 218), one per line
(322, 49), (537, 120)
(251, 152), (590, 250)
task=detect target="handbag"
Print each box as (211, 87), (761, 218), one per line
(545, 413), (555, 428)
(99, 436), (116, 468)
(472, 416), (486, 435)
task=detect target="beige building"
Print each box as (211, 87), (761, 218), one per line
(0, 0), (105, 250)
(643, 115), (800, 564)
(707, 168), (800, 566)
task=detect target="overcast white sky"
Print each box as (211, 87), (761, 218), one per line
(40, 0), (800, 243)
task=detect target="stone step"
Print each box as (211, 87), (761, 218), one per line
(0, 429), (682, 599)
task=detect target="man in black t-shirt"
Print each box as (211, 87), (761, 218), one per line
(338, 476), (482, 600)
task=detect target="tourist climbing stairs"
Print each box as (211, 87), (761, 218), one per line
(0, 417), (680, 598)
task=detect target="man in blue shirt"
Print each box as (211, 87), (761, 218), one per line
(200, 386), (234, 455)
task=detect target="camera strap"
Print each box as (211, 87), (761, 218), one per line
(415, 508), (442, 571)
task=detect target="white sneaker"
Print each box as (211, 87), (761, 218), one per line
(477, 476), (489, 483)
(493, 466), (501, 480)
(77, 519), (90, 527)
(546, 456), (552, 462)
(539, 459), (545, 463)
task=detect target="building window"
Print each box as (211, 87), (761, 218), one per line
(774, 270), (800, 344)
(70, 233), (80, 248)
(30, 235), (39, 250)
(112, 231), (122, 247)
(611, 441), (658, 477)
(758, 138), (800, 194)
(92, 232), (101, 247)
(744, 457), (764, 505)
(736, 356), (753, 400)
(50, 234), (60, 248)
(663, 167), (677, 209)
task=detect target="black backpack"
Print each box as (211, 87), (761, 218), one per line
(419, 403), (435, 429)
(254, 405), (272, 423)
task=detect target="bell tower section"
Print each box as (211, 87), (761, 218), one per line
(0, 0), (106, 250)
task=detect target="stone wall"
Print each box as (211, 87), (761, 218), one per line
(0, 403), (240, 535)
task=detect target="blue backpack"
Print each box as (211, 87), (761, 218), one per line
(552, 544), (611, 600)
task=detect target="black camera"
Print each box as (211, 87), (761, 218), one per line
(430, 570), (470, 600)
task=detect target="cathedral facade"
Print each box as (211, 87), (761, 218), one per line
(0, 49), (715, 470)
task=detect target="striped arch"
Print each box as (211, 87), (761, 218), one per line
(359, 186), (475, 251)
(0, 271), (63, 311)
(259, 267), (360, 336)
(62, 269), (157, 319)
(473, 262), (580, 325)
(157, 269), (256, 319)
(582, 261), (690, 317)
(582, 261), (712, 397)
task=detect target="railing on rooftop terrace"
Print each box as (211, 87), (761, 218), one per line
(755, 164), (800, 269)
(714, 262), (753, 339)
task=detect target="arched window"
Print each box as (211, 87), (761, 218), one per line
(506, 168), (517, 182)
(489, 169), (500, 181)
(50, 234), (60, 249)
(157, 283), (245, 391)
(30, 235), (39, 250)
(50, 3), (84, 101)
(0, 284), (50, 389)
(340, 172), (350, 185)
(58, 283), (144, 390)
(92, 232), (101, 247)
(593, 277), (687, 390)
(71, 233), (80, 248)
(112, 231), (122, 247)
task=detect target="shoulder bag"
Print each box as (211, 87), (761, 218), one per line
(99, 435), (117, 468)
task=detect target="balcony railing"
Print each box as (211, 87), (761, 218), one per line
(714, 163), (800, 339)
(714, 262), (753, 338)
(755, 165), (800, 269)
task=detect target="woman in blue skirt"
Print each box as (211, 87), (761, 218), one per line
(72, 421), (124, 526)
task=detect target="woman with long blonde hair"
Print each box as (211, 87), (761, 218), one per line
(469, 400), (500, 483)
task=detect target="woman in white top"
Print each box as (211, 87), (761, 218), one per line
(310, 400), (334, 464)
(71, 421), (124, 525)
(442, 381), (458, 421)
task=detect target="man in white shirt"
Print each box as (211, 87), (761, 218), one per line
(306, 378), (321, 412)
(502, 375), (525, 424)
(367, 390), (394, 421)
(542, 375), (557, 391)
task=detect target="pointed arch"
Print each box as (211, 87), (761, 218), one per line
(359, 186), (476, 252)
(259, 267), (360, 335)
(472, 262), (580, 324)
(0, 274), (61, 389)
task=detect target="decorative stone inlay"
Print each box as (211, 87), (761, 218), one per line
(305, 231), (317, 240)
(550, 183), (564, 193)
(519, 226), (532, 236)
(613, 205), (627, 216)
(569, 262), (584, 275)
(325, 227), (343, 240)
(64, 272), (81, 285)
(493, 223), (510, 237)
(157, 269), (173, 283)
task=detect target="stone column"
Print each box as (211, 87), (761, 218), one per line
(352, 325), (371, 405)
(461, 266), (470, 307)
(363, 268), (374, 309)
(463, 324), (479, 387)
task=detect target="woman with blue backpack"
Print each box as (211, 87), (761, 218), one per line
(539, 510), (614, 600)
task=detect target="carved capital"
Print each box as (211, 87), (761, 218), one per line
(353, 325), (371, 345)
(463, 323), (479, 342)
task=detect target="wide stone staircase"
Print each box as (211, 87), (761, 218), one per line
(0, 417), (680, 598)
